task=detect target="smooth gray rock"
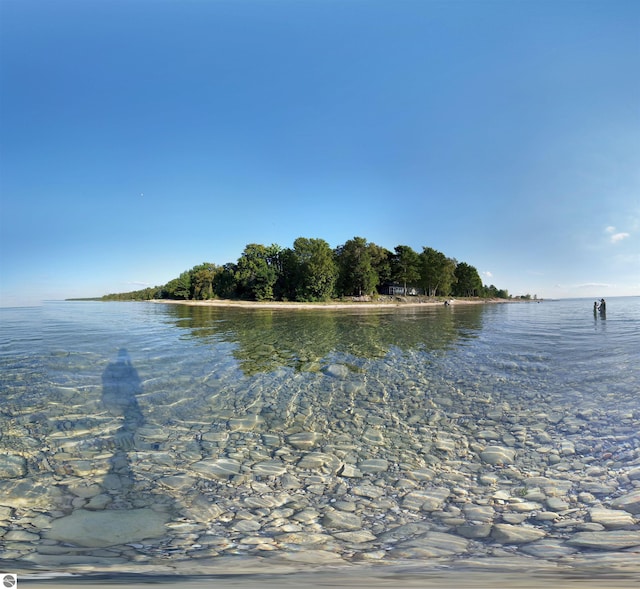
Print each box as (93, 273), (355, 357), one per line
(191, 457), (241, 479)
(358, 459), (389, 473)
(491, 523), (546, 544)
(480, 446), (516, 465)
(456, 523), (493, 539)
(402, 487), (450, 511)
(567, 530), (640, 550)
(322, 509), (362, 530)
(520, 539), (578, 558)
(45, 509), (169, 547)
(611, 489), (640, 514)
(391, 531), (469, 558)
(589, 507), (636, 529)
(287, 432), (322, 450)
(0, 454), (27, 479)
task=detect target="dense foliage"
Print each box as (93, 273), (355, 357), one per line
(99, 236), (517, 302)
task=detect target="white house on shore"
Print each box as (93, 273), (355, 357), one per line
(378, 283), (424, 296)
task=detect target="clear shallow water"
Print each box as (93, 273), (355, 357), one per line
(1, 298), (639, 578)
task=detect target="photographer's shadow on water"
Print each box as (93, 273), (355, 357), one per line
(101, 348), (144, 499)
(44, 348), (173, 550)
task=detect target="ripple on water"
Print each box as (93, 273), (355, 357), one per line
(1, 299), (639, 577)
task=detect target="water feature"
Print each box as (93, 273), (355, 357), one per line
(1, 298), (639, 581)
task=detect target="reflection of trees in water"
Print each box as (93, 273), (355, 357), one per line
(167, 304), (486, 376)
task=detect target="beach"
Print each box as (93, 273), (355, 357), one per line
(152, 296), (516, 310)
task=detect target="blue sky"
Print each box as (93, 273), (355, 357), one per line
(1, 0), (638, 306)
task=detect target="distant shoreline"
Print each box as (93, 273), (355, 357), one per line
(151, 297), (521, 310)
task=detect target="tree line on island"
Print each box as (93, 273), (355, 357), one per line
(100, 236), (519, 303)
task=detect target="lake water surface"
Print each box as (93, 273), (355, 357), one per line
(1, 298), (639, 583)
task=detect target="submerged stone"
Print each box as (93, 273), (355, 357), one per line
(322, 509), (362, 530)
(491, 523), (546, 544)
(0, 478), (62, 509)
(287, 432), (322, 450)
(358, 458), (389, 473)
(251, 459), (287, 476)
(390, 531), (469, 558)
(190, 457), (242, 479)
(589, 507), (636, 529)
(567, 530), (640, 550)
(227, 414), (264, 431)
(456, 523), (492, 539)
(611, 489), (640, 514)
(322, 364), (350, 378)
(402, 487), (450, 512)
(480, 446), (516, 465)
(45, 509), (169, 547)
(0, 454), (27, 479)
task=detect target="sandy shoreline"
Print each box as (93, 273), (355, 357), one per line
(152, 297), (516, 310)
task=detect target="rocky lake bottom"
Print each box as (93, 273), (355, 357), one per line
(1, 300), (639, 585)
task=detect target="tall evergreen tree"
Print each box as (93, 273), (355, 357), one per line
(391, 245), (421, 295)
(452, 262), (483, 297)
(419, 247), (457, 297)
(369, 243), (393, 287)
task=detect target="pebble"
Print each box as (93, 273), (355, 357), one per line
(0, 454), (27, 478)
(191, 457), (242, 479)
(589, 507), (636, 529)
(4, 530), (41, 542)
(520, 539), (578, 558)
(456, 523), (492, 538)
(567, 530), (640, 550)
(277, 549), (346, 564)
(287, 432), (322, 450)
(491, 523), (547, 544)
(390, 531), (469, 558)
(357, 459), (389, 473)
(402, 488), (449, 511)
(611, 489), (640, 514)
(546, 497), (570, 511)
(276, 532), (333, 545)
(333, 530), (376, 543)
(322, 509), (362, 530)
(251, 459), (287, 476)
(480, 446), (516, 465)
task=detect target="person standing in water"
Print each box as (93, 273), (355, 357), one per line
(599, 298), (606, 317)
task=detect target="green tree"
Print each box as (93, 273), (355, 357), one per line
(452, 262), (483, 297)
(369, 243), (393, 288)
(235, 243), (282, 301)
(419, 247), (457, 297)
(163, 270), (192, 300)
(291, 237), (338, 301)
(335, 237), (379, 297)
(190, 263), (219, 300)
(482, 284), (509, 299)
(391, 245), (421, 295)
(213, 263), (238, 299)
